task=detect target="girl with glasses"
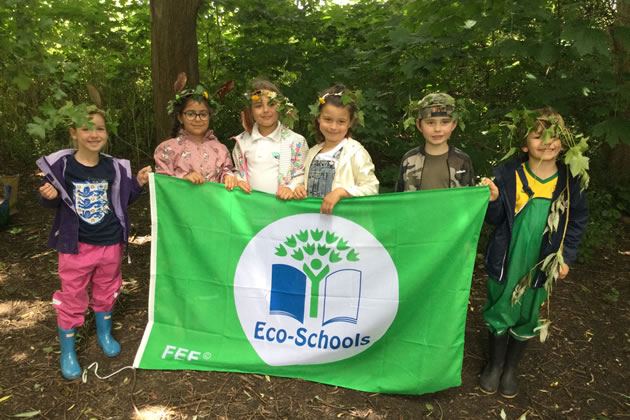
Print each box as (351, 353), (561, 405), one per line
(154, 82), (236, 187)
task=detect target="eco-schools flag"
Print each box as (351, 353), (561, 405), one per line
(133, 174), (489, 395)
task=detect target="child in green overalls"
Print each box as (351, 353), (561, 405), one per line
(478, 108), (588, 397)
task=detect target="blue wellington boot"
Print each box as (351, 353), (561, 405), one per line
(95, 311), (120, 357)
(58, 326), (81, 380)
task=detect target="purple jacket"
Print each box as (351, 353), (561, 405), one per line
(36, 149), (143, 254)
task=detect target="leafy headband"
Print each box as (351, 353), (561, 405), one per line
(244, 89), (299, 129)
(499, 108), (589, 190)
(309, 88), (366, 127)
(166, 72), (221, 115)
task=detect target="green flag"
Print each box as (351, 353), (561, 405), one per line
(134, 174), (489, 394)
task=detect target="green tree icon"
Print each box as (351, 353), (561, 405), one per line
(275, 228), (360, 318)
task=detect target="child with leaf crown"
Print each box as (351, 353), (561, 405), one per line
(478, 107), (589, 398)
(230, 78), (308, 199)
(396, 92), (475, 191)
(154, 73), (237, 188)
(36, 90), (152, 380)
(293, 84), (378, 214)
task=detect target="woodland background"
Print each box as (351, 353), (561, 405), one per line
(0, 0), (629, 263)
(1, 2), (630, 419)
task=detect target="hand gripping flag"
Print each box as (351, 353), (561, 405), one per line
(134, 174), (489, 394)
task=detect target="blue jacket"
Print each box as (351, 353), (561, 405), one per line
(484, 157), (589, 288)
(36, 149), (143, 254)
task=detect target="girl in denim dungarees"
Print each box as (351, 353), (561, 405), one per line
(294, 84), (379, 214)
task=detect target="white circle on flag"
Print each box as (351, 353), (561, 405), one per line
(234, 214), (399, 366)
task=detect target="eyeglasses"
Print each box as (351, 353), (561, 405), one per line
(182, 111), (210, 121)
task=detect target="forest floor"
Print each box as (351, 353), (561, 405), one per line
(1, 158), (629, 420)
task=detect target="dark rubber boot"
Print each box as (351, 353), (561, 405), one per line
(499, 337), (528, 398)
(479, 332), (509, 394)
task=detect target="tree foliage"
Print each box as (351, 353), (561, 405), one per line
(2, 0), (629, 190)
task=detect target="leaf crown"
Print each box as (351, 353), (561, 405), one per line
(167, 84), (219, 115)
(244, 89), (299, 129)
(309, 87), (365, 127)
(502, 108), (590, 190)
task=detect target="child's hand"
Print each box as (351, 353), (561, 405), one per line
(236, 180), (252, 194)
(224, 174), (237, 191)
(293, 185), (307, 200)
(479, 177), (499, 202)
(276, 186), (293, 200)
(320, 188), (349, 215)
(184, 172), (206, 185)
(39, 183), (58, 200)
(136, 166), (152, 186)
(558, 263), (570, 279)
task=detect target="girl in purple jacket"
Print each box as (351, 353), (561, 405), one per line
(37, 110), (151, 380)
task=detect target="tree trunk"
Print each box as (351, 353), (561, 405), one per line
(608, 1), (630, 182)
(150, 0), (202, 143)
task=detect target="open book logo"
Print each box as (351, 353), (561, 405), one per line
(270, 229), (362, 326)
(234, 214), (399, 367)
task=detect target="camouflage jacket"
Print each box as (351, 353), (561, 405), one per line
(395, 144), (475, 192)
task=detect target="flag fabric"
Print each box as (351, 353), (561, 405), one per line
(133, 174), (489, 395)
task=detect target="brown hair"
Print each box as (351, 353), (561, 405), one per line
(241, 78), (283, 130)
(70, 109), (109, 151)
(518, 107), (565, 148)
(170, 97), (213, 138)
(313, 84), (358, 144)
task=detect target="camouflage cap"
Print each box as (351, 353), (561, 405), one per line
(417, 93), (455, 119)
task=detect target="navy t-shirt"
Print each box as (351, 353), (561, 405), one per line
(64, 154), (122, 246)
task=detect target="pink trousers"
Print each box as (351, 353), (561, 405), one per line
(54, 242), (123, 329)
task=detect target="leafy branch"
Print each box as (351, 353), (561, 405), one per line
(511, 167), (573, 343)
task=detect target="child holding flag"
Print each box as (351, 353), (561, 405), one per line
(294, 84), (379, 214)
(154, 74), (237, 188)
(231, 78), (309, 199)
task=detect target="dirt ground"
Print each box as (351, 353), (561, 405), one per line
(1, 159), (629, 420)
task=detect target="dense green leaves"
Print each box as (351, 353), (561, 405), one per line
(1, 0), (628, 189)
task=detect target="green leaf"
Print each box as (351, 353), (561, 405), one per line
(325, 231), (338, 244)
(346, 249), (360, 262)
(296, 230), (308, 242)
(284, 235), (297, 248)
(26, 123), (46, 139)
(564, 149), (590, 179)
(275, 244), (287, 257)
(291, 248), (304, 261)
(329, 250), (342, 263)
(317, 244), (330, 256)
(336, 238), (349, 251)
(303, 243), (315, 256)
(499, 147), (518, 162)
(310, 229), (323, 241)
(403, 116), (416, 130)
(13, 74), (32, 90)
(308, 103), (320, 117)
(593, 118), (630, 148)
(463, 20), (476, 29)
(562, 23), (610, 57)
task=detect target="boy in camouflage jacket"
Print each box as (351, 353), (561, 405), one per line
(395, 93), (475, 191)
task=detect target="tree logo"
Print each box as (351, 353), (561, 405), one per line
(234, 214), (398, 367)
